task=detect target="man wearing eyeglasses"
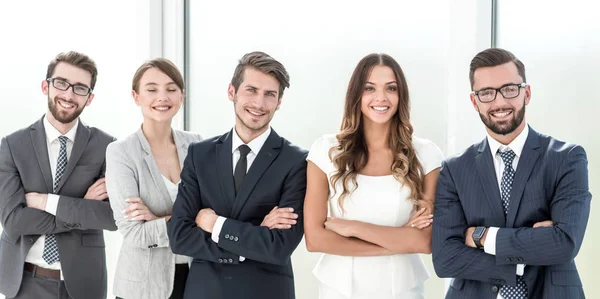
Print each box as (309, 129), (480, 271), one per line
(0, 51), (117, 299)
(432, 48), (590, 299)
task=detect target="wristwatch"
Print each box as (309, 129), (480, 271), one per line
(472, 226), (487, 249)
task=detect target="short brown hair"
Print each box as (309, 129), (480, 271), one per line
(132, 58), (185, 93)
(230, 51), (290, 99)
(469, 48), (526, 89)
(46, 51), (98, 90)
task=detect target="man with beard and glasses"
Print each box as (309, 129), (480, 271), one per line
(432, 47), (591, 299)
(167, 51), (307, 299)
(0, 51), (117, 299)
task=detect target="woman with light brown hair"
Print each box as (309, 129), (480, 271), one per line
(106, 58), (201, 299)
(304, 53), (443, 299)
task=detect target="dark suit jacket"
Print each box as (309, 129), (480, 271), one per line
(431, 126), (591, 299)
(0, 117), (117, 299)
(167, 129), (308, 299)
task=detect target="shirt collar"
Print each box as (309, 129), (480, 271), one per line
(231, 126), (272, 155)
(44, 114), (78, 143)
(487, 123), (529, 158)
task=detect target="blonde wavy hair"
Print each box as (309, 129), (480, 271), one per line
(329, 53), (425, 212)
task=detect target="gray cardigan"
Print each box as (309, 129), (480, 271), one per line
(106, 128), (201, 299)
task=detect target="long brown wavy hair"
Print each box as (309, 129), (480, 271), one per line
(329, 53), (425, 212)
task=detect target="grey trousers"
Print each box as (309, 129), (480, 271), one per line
(9, 271), (72, 299)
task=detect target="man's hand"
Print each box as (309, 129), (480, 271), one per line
(260, 207), (297, 229)
(196, 208), (218, 233)
(25, 192), (48, 210)
(324, 217), (356, 237)
(464, 226), (486, 248)
(533, 220), (553, 228)
(123, 197), (158, 221)
(84, 178), (108, 201)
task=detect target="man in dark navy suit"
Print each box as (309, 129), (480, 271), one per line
(432, 48), (591, 299)
(167, 51), (307, 299)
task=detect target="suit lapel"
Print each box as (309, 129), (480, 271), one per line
(216, 131), (235, 214)
(55, 121), (90, 192)
(231, 130), (282, 219)
(475, 139), (506, 226)
(29, 118), (53, 193)
(136, 129), (171, 212)
(506, 128), (540, 227)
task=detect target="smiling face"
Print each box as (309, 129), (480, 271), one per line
(42, 62), (94, 124)
(133, 67), (184, 124)
(360, 65), (399, 126)
(470, 62), (530, 140)
(229, 68), (281, 137)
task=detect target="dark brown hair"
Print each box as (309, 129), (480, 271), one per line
(230, 51), (290, 99)
(132, 58), (185, 93)
(469, 48), (526, 89)
(330, 53), (425, 211)
(46, 51), (98, 90)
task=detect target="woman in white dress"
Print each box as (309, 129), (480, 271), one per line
(304, 53), (443, 299)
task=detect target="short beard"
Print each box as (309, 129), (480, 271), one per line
(48, 95), (86, 124)
(479, 102), (525, 135)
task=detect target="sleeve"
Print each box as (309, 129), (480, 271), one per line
(105, 142), (170, 248)
(0, 137), (71, 238)
(415, 138), (444, 175)
(495, 145), (591, 266)
(167, 144), (241, 263)
(307, 135), (334, 175)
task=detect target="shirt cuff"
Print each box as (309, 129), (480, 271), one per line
(211, 216), (227, 243)
(516, 264), (525, 276)
(483, 227), (499, 255)
(240, 256), (245, 262)
(45, 194), (60, 216)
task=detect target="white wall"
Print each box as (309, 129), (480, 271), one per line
(186, 1), (491, 298)
(496, 1), (600, 297)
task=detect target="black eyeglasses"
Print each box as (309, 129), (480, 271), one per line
(472, 83), (528, 103)
(47, 78), (92, 96)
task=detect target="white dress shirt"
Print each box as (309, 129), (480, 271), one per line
(210, 127), (272, 261)
(24, 115), (78, 273)
(483, 124), (529, 298)
(162, 175), (192, 264)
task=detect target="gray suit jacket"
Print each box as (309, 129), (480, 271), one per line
(106, 128), (201, 299)
(0, 116), (118, 299)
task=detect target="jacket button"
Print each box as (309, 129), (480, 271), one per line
(506, 258), (512, 262)
(29, 238), (34, 244)
(153, 244), (158, 248)
(491, 286), (499, 292)
(234, 237), (238, 242)
(218, 258), (223, 263)
(148, 245), (152, 249)
(228, 258), (233, 263)
(229, 236), (234, 240)
(225, 234), (230, 239)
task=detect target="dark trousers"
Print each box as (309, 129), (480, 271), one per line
(117, 263), (189, 299)
(10, 269), (72, 299)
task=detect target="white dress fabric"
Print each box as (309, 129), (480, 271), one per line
(307, 134), (444, 299)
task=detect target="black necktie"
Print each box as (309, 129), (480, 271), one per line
(234, 145), (251, 193)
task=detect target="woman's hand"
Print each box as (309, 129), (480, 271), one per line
(123, 197), (158, 221)
(404, 207), (433, 229)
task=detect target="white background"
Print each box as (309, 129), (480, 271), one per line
(0, 1), (598, 298)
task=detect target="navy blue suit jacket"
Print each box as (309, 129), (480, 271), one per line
(167, 129), (308, 299)
(432, 127), (591, 299)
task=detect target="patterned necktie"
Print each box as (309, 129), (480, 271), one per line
(498, 149), (527, 299)
(234, 145), (251, 194)
(42, 135), (68, 265)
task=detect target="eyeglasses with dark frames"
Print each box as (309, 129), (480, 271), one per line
(46, 78), (92, 96)
(472, 83), (528, 103)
